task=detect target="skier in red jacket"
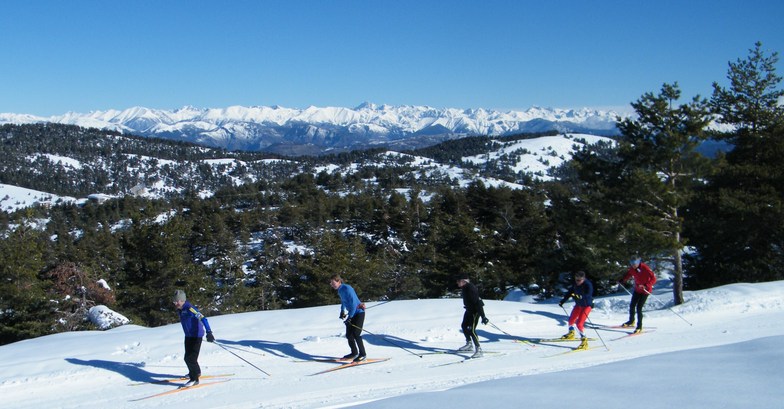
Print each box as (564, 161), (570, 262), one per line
(619, 256), (657, 333)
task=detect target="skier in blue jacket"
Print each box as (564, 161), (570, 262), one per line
(329, 275), (367, 362)
(173, 289), (214, 386)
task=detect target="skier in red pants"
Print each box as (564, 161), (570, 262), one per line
(559, 271), (593, 350)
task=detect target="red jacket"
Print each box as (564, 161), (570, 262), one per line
(621, 262), (657, 294)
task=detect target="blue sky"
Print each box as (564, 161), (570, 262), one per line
(2, 1), (782, 116)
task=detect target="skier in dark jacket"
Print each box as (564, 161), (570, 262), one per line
(174, 289), (214, 387)
(456, 274), (488, 358)
(559, 271), (594, 350)
(330, 274), (367, 362)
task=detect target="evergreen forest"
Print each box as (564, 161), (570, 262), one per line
(1, 43), (782, 345)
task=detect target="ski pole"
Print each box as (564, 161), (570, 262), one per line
(488, 320), (535, 348)
(218, 343), (266, 357)
(488, 321), (513, 337)
(214, 341), (272, 376)
(618, 282), (634, 296)
(559, 304), (572, 332)
(365, 300), (392, 310)
(585, 315), (609, 351)
(349, 322), (423, 358)
(644, 289), (693, 326)
(560, 304), (570, 317)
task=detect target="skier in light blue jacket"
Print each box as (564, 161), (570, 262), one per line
(329, 275), (367, 362)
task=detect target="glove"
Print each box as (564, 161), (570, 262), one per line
(481, 317), (489, 325)
(573, 293), (581, 300)
(558, 300), (565, 307)
(339, 311), (347, 320)
(206, 332), (215, 343)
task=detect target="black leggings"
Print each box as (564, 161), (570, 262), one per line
(628, 292), (649, 327)
(345, 312), (366, 356)
(461, 311), (481, 346)
(184, 336), (203, 380)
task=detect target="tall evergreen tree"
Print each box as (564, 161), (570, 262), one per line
(710, 42), (784, 140)
(116, 215), (211, 326)
(0, 224), (50, 344)
(686, 42), (784, 287)
(576, 83), (711, 304)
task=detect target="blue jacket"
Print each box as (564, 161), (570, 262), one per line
(337, 283), (364, 318)
(563, 279), (594, 308)
(178, 301), (212, 338)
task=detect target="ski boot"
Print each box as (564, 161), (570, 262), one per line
(183, 378), (199, 387)
(621, 320), (635, 328)
(457, 341), (474, 352)
(633, 326), (643, 334)
(560, 329), (576, 340)
(576, 337), (589, 350)
(471, 346), (483, 358)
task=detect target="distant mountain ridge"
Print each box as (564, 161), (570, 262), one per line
(0, 103), (623, 154)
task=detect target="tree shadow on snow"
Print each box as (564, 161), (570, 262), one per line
(64, 358), (179, 382)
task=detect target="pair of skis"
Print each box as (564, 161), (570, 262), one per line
(309, 357), (391, 375)
(129, 357), (392, 400)
(518, 338), (596, 357)
(531, 328), (653, 357)
(129, 374), (234, 401)
(429, 350), (502, 367)
(521, 337), (597, 344)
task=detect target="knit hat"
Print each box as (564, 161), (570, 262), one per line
(173, 289), (186, 302)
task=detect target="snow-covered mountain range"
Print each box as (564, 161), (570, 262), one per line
(0, 103), (623, 154)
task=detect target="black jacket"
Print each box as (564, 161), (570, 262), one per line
(461, 281), (486, 318)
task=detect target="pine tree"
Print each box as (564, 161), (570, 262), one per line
(116, 215), (212, 326)
(575, 83), (711, 304)
(0, 224), (50, 344)
(710, 42), (784, 140)
(686, 42), (784, 287)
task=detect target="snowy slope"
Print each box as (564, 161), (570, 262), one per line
(0, 279), (781, 409)
(0, 183), (81, 213)
(1, 133), (609, 212)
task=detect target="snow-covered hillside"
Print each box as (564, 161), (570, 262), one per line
(1, 133), (612, 212)
(1, 279), (781, 409)
(0, 183), (81, 213)
(0, 104), (622, 153)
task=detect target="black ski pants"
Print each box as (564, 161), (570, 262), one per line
(345, 312), (366, 357)
(461, 310), (481, 347)
(628, 292), (649, 328)
(184, 336), (203, 381)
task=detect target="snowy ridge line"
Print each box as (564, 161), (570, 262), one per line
(0, 104), (622, 152)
